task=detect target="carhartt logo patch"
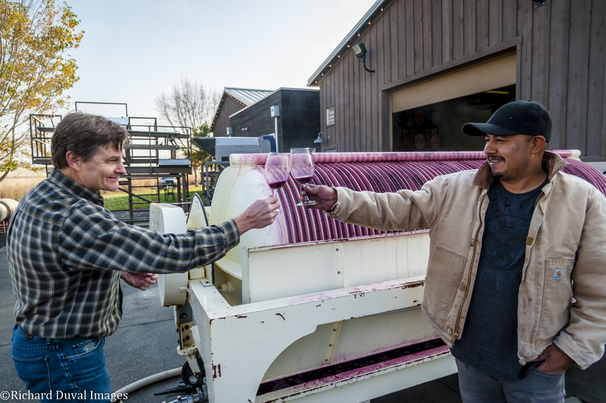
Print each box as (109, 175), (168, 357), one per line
(553, 269), (563, 280)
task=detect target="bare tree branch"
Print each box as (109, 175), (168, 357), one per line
(155, 78), (220, 186)
(155, 77), (220, 130)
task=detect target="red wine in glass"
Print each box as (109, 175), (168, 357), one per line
(293, 175), (313, 184)
(264, 152), (290, 213)
(289, 148), (317, 207)
(268, 180), (287, 190)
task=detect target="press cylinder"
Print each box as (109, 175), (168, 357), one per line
(0, 198), (18, 222)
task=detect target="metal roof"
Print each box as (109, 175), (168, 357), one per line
(229, 87), (319, 119)
(224, 87), (273, 106)
(210, 87), (273, 133)
(307, 0), (386, 86)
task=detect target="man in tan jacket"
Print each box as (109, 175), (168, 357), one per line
(304, 100), (606, 402)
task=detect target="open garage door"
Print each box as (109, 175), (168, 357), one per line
(391, 53), (516, 152)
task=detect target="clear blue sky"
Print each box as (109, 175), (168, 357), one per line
(62, 0), (377, 121)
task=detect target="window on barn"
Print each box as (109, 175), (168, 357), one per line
(326, 106), (335, 127)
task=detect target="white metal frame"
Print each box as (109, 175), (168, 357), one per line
(152, 203), (457, 403)
(188, 276), (455, 403)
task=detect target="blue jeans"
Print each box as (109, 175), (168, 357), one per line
(11, 325), (112, 403)
(456, 359), (565, 403)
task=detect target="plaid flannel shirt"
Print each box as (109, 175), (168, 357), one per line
(7, 169), (239, 339)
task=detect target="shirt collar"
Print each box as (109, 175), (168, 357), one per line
(49, 169), (105, 206)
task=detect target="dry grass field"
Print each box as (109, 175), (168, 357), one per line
(0, 172), (203, 234)
(1, 168), (46, 201)
(0, 177), (46, 200)
(1, 174), (196, 202)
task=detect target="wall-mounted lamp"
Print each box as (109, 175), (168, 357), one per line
(533, 0), (546, 7)
(313, 131), (330, 144)
(352, 42), (375, 74)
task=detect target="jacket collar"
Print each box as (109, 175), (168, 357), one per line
(472, 151), (569, 190)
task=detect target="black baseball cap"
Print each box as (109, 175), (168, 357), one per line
(463, 100), (552, 142)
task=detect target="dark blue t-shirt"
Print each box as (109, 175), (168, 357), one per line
(450, 178), (546, 381)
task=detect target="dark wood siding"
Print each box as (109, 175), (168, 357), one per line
(229, 89), (320, 153)
(314, 0), (606, 160)
(212, 96), (246, 138)
(230, 93), (281, 140)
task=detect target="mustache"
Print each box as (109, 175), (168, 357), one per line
(486, 154), (504, 161)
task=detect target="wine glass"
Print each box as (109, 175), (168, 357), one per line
(264, 152), (290, 212)
(289, 148), (317, 207)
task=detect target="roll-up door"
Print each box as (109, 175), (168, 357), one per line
(392, 53), (516, 114)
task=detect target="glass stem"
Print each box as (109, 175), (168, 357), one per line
(273, 189), (281, 213)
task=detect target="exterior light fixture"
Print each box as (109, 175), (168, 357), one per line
(533, 0), (546, 7)
(352, 42), (376, 74)
(314, 131), (330, 144)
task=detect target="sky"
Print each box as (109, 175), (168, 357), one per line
(62, 0), (378, 121)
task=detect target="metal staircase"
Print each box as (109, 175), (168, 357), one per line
(29, 102), (192, 227)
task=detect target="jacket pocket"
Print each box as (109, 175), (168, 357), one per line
(536, 259), (574, 342)
(424, 246), (468, 328)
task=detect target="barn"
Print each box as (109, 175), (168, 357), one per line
(307, 0), (605, 167)
(210, 87), (273, 138)
(228, 87), (320, 152)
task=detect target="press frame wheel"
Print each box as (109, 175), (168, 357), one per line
(181, 357), (205, 387)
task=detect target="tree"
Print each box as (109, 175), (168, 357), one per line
(155, 77), (220, 130)
(156, 78), (220, 186)
(0, 0), (83, 183)
(190, 122), (213, 186)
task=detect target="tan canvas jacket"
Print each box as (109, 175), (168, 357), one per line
(329, 152), (606, 369)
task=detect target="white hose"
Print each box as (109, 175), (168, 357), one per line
(113, 367), (181, 402)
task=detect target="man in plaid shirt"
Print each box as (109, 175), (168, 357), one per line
(8, 113), (279, 402)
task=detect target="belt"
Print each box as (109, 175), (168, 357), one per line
(16, 325), (98, 342)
